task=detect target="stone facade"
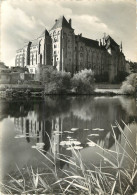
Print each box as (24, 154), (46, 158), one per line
(15, 16), (126, 82)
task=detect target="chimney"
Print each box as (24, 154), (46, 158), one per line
(103, 33), (106, 45)
(80, 33), (82, 37)
(55, 19), (57, 23)
(69, 19), (72, 27)
(120, 41), (123, 52)
(100, 39), (102, 46)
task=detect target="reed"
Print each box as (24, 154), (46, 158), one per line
(1, 122), (137, 194)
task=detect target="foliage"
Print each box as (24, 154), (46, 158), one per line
(71, 69), (95, 94)
(112, 71), (129, 84)
(41, 67), (95, 94)
(42, 67), (71, 94)
(120, 73), (137, 94)
(129, 62), (137, 73)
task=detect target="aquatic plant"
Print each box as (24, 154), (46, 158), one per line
(1, 122), (137, 194)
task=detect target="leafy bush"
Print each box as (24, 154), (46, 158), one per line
(41, 67), (95, 94)
(42, 67), (71, 94)
(71, 69), (95, 94)
(121, 84), (135, 94)
(120, 73), (137, 94)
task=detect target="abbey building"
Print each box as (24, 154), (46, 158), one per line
(15, 16), (126, 82)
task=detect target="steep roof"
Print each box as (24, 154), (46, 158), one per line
(0, 62), (8, 69)
(40, 29), (49, 37)
(50, 16), (72, 30)
(105, 35), (119, 48)
(75, 35), (99, 48)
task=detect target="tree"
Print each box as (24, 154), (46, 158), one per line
(71, 69), (95, 94)
(120, 73), (137, 94)
(41, 66), (71, 94)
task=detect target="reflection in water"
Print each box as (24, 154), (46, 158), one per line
(0, 96), (137, 177)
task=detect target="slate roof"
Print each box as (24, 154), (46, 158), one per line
(50, 16), (72, 30)
(105, 35), (119, 47)
(75, 35), (99, 48)
(40, 29), (49, 37)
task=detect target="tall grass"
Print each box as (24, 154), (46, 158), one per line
(1, 122), (137, 195)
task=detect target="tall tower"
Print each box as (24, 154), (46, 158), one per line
(38, 29), (52, 66)
(49, 16), (75, 73)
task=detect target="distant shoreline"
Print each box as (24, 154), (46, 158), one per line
(0, 83), (134, 98)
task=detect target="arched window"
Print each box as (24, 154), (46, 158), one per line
(32, 54), (33, 65)
(36, 53), (37, 64)
(54, 44), (57, 48)
(39, 39), (42, 53)
(80, 46), (83, 51)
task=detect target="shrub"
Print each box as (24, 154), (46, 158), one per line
(121, 84), (135, 94)
(71, 69), (95, 94)
(43, 68), (71, 94)
(120, 73), (137, 94)
(41, 67), (95, 94)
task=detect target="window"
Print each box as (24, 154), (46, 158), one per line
(30, 69), (33, 73)
(80, 53), (83, 57)
(54, 44), (57, 48)
(53, 31), (56, 36)
(80, 46), (83, 51)
(54, 37), (57, 42)
(36, 53), (37, 64)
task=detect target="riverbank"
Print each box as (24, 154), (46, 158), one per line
(0, 83), (130, 98)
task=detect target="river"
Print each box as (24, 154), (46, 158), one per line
(0, 95), (137, 184)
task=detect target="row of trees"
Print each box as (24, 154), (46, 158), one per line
(39, 65), (137, 95)
(40, 67), (95, 94)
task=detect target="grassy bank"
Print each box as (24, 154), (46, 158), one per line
(1, 122), (137, 195)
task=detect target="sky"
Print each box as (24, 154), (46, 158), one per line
(0, 0), (137, 67)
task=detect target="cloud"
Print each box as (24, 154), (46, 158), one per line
(69, 14), (113, 39)
(0, 0), (136, 67)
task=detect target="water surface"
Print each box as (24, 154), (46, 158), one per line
(0, 96), (137, 181)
